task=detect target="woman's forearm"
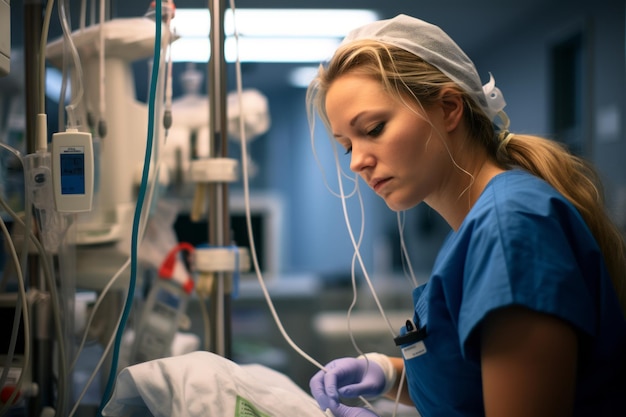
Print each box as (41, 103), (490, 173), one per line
(384, 356), (414, 405)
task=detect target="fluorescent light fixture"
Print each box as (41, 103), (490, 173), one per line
(226, 37), (342, 63)
(171, 37), (342, 64)
(170, 38), (211, 63)
(170, 8), (378, 63)
(223, 9), (378, 38)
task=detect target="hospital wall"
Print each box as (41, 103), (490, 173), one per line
(471, 0), (626, 221)
(249, 0), (626, 281)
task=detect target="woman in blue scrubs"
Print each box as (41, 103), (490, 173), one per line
(308, 14), (626, 417)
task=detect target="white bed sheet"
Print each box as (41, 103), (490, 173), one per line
(101, 351), (328, 417)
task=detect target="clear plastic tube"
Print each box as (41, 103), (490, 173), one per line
(58, 0), (86, 129)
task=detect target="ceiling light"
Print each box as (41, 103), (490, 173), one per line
(170, 8), (378, 63)
(171, 37), (341, 63)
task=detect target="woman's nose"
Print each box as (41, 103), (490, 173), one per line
(349, 144), (374, 173)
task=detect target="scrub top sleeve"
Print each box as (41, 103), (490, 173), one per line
(457, 201), (597, 362)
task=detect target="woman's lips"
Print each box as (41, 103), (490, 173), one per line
(371, 178), (391, 193)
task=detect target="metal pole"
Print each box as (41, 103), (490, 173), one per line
(23, 1), (52, 416)
(207, 0), (232, 358)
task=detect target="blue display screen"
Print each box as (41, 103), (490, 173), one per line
(60, 152), (85, 194)
(156, 286), (181, 309)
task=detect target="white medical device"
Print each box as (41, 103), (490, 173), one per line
(46, 18), (155, 243)
(51, 129), (94, 213)
(130, 242), (195, 364)
(130, 277), (192, 364)
(45, 18), (157, 291)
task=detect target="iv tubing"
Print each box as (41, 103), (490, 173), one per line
(98, 1), (163, 411)
(397, 211), (419, 287)
(332, 141), (397, 339)
(58, 0), (85, 128)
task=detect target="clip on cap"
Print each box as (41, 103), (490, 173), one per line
(394, 319), (427, 346)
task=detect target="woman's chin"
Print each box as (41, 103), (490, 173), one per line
(384, 198), (418, 212)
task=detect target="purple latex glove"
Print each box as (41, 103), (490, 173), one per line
(326, 402), (380, 417)
(309, 357), (386, 412)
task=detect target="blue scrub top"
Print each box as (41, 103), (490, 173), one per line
(401, 169), (626, 416)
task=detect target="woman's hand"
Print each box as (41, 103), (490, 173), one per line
(324, 402), (380, 417)
(309, 357), (386, 413)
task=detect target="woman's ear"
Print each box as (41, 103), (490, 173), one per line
(439, 89), (464, 132)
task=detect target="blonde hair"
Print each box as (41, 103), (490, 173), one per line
(307, 40), (626, 315)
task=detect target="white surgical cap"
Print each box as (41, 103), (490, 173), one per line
(341, 14), (507, 124)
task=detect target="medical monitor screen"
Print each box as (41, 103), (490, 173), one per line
(60, 151), (85, 194)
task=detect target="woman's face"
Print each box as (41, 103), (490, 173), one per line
(325, 73), (452, 211)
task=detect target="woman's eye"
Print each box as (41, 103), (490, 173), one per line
(344, 146), (352, 155)
(368, 122), (385, 137)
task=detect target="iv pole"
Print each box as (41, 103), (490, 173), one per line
(206, 0), (232, 358)
(24, 2), (53, 416)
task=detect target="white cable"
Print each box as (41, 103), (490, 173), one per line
(0, 149), (65, 415)
(346, 180), (366, 355)
(307, 96), (400, 412)
(37, 3), (75, 412)
(37, 0), (81, 401)
(68, 298), (124, 417)
(228, 0), (325, 371)
(0, 158), (70, 417)
(397, 211), (419, 287)
(0, 144), (31, 415)
(312, 87), (413, 417)
(230, 8), (397, 416)
(331, 140), (398, 339)
(391, 364), (407, 417)
(228, 8), (400, 415)
(0, 202), (24, 383)
(0, 214), (30, 416)
(330, 145), (401, 415)
(69, 257), (129, 372)
(309, 119), (358, 200)
(0, 142), (22, 162)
